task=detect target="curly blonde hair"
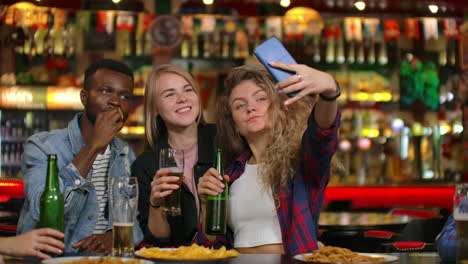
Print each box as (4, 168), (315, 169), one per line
(217, 65), (313, 191)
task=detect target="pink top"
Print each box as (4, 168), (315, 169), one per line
(174, 143), (200, 218)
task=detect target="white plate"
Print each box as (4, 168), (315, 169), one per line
(42, 256), (154, 264)
(293, 252), (398, 263)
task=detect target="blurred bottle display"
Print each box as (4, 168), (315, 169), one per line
(331, 108), (463, 186)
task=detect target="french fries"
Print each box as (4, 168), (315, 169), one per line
(117, 107), (124, 120)
(137, 244), (240, 260)
(304, 246), (387, 263)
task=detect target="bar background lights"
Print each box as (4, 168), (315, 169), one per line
(354, 1), (366, 11)
(280, 0), (291, 8)
(339, 139), (352, 152)
(391, 118), (404, 131)
(428, 4), (439, 14)
(358, 138), (371, 151)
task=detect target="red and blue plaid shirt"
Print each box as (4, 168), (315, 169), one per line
(196, 108), (340, 256)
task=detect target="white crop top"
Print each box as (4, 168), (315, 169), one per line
(228, 163), (282, 248)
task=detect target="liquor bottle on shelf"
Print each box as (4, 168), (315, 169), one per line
(4, 120), (11, 139)
(0, 120), (5, 139)
(197, 30), (204, 58)
(16, 143), (23, 165)
(378, 40), (388, 65)
(211, 28), (221, 58)
(203, 32), (211, 58)
(313, 36), (321, 63)
(303, 34), (314, 57)
(357, 41), (365, 64)
(336, 37), (345, 64)
(10, 119), (17, 138)
(221, 34), (230, 59)
(325, 37), (335, 63)
(180, 36), (190, 58)
(192, 29), (199, 58)
(2, 143), (9, 166)
(9, 143), (16, 166)
(347, 41), (355, 64)
(368, 40), (376, 64)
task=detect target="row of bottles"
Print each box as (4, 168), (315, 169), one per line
(1, 117), (48, 141)
(1, 141), (22, 178)
(176, 29), (397, 65)
(333, 109), (464, 185)
(0, 111), (49, 178)
(2, 142), (23, 166)
(179, 30), (253, 60)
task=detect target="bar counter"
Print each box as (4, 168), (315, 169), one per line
(3, 252), (443, 264)
(323, 186), (455, 212)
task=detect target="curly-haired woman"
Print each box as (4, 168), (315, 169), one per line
(197, 63), (341, 255)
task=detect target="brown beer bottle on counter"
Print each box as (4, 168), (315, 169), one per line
(205, 148), (228, 235)
(39, 154), (64, 233)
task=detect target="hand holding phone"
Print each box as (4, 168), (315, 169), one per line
(254, 37), (298, 97)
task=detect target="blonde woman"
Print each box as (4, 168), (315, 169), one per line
(197, 63), (340, 255)
(132, 64), (216, 246)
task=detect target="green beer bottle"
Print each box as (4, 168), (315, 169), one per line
(205, 148), (228, 235)
(39, 154), (64, 232)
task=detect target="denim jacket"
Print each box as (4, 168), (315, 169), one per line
(17, 113), (143, 253)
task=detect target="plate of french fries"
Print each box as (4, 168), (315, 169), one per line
(293, 246), (398, 263)
(135, 244), (240, 260)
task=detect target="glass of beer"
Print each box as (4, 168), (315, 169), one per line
(454, 183), (468, 263)
(109, 176), (138, 257)
(159, 148), (184, 216)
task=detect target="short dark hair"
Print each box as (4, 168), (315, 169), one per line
(84, 59), (134, 90)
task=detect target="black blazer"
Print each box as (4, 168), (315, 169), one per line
(131, 124), (216, 246)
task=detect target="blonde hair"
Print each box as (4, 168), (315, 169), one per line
(217, 65), (313, 191)
(144, 64), (204, 150)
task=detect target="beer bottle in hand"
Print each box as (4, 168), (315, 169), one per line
(39, 154), (64, 233)
(205, 149), (228, 235)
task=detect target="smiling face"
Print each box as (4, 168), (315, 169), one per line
(229, 80), (271, 138)
(81, 68), (133, 124)
(155, 72), (200, 131)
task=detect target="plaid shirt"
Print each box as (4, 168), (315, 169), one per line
(436, 215), (457, 262)
(196, 108), (340, 256)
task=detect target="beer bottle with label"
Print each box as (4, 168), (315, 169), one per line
(205, 148), (228, 235)
(39, 154), (64, 232)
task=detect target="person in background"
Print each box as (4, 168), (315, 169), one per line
(436, 215), (456, 262)
(17, 59), (143, 253)
(197, 63), (341, 255)
(132, 64), (216, 247)
(0, 228), (64, 263)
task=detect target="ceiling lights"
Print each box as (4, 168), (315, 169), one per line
(280, 0), (291, 8)
(428, 4), (439, 14)
(354, 1), (366, 11)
